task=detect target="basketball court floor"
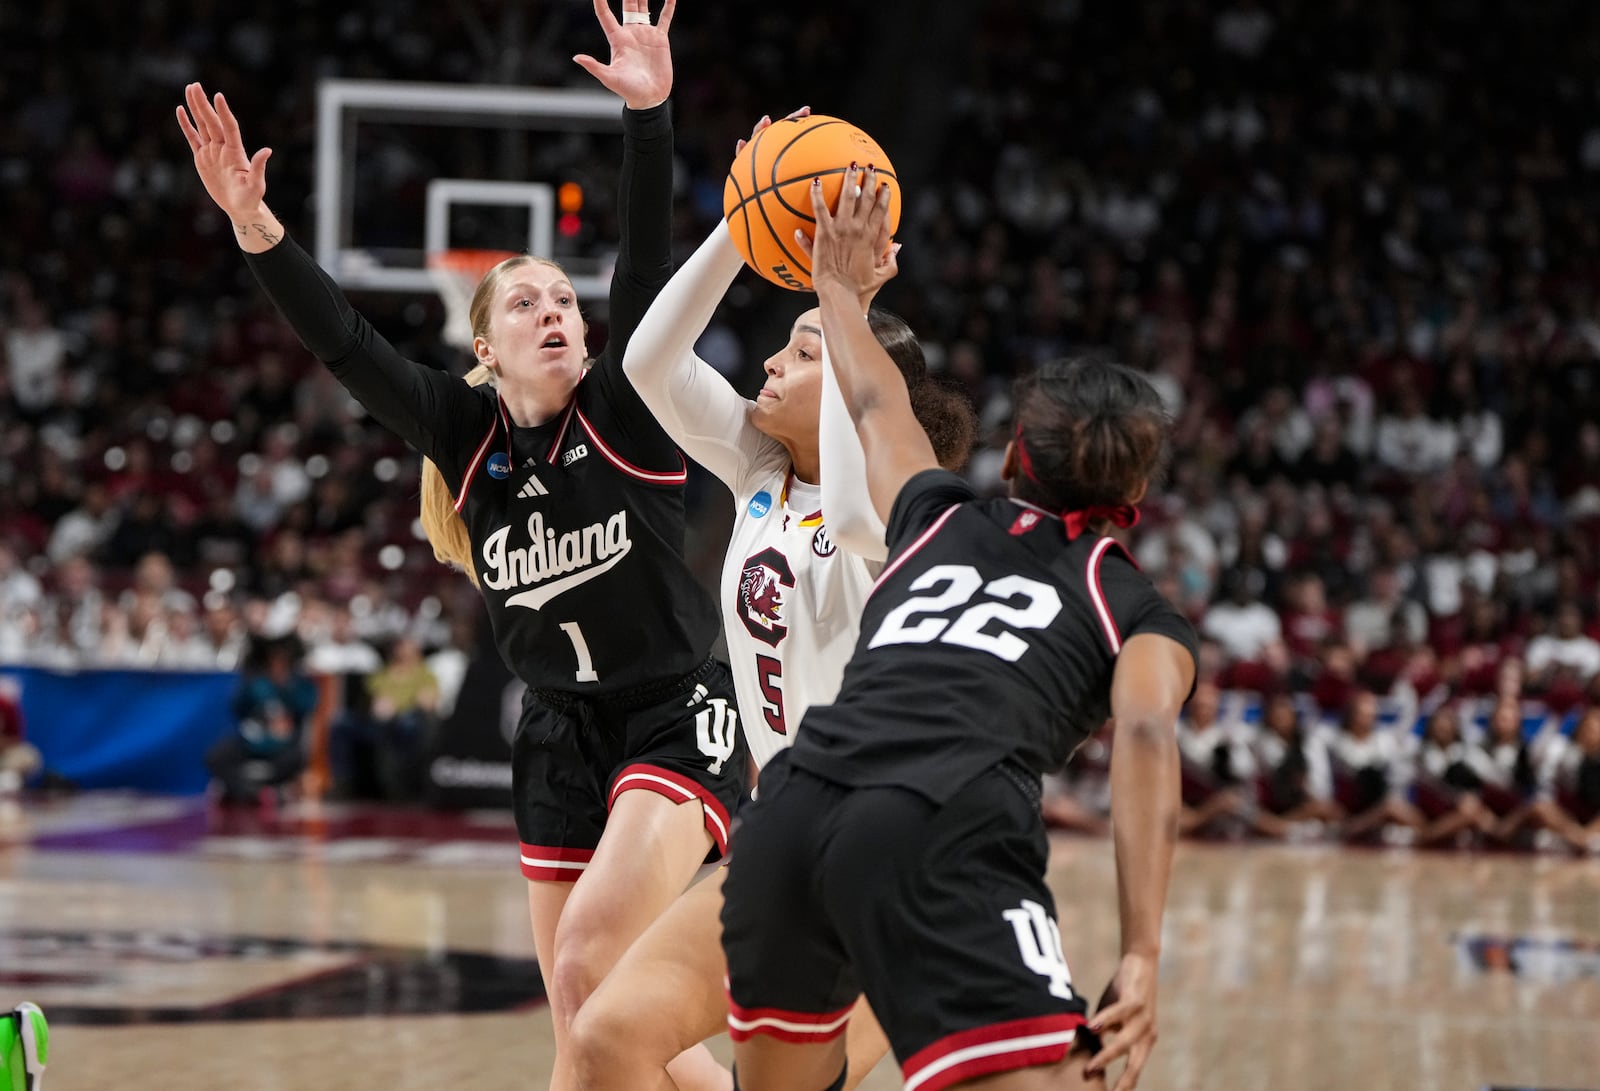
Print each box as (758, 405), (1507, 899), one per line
(1, 793), (1595, 1090)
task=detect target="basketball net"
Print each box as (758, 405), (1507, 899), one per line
(427, 249), (520, 352)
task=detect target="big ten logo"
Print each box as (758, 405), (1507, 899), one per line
(562, 443), (589, 467)
(769, 263), (805, 290)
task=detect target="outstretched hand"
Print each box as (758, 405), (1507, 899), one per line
(1086, 953), (1160, 1091)
(801, 166), (895, 302)
(573, 0), (676, 111)
(176, 82), (272, 223)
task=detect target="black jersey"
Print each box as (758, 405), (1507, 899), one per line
(245, 104), (721, 697)
(788, 469), (1199, 803)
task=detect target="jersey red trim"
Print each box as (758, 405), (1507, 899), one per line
(725, 993), (855, 1044)
(453, 413), (501, 515)
(575, 406), (688, 485)
(545, 396), (579, 465)
(872, 504), (961, 593)
(900, 1013), (1083, 1091)
(518, 843), (595, 883)
(1086, 537), (1122, 653)
(608, 763), (730, 854)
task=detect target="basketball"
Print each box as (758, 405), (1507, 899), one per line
(723, 114), (901, 291)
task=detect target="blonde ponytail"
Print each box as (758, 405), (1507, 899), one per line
(420, 362), (497, 587)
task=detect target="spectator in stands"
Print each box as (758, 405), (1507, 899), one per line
(1525, 605), (1600, 690)
(1547, 707), (1600, 849)
(44, 484), (117, 565)
(1409, 705), (1497, 847)
(1344, 565), (1427, 657)
(1328, 690), (1425, 844)
(0, 677), (42, 793)
(1250, 691), (1341, 838)
(1202, 568), (1283, 664)
(1176, 681), (1255, 836)
(364, 637), (439, 801)
(205, 633), (315, 806)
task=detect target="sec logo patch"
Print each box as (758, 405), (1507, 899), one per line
(812, 525), (836, 557)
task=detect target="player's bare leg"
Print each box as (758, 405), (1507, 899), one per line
(840, 996), (888, 1089)
(544, 788), (718, 1091)
(571, 868), (732, 1091)
(572, 868), (890, 1091)
(731, 1035), (848, 1091)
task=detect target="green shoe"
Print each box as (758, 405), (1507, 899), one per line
(0, 1003), (47, 1091)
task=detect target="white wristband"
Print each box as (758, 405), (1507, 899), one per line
(622, 10), (651, 23)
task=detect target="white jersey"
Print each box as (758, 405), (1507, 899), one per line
(722, 465), (878, 769)
(619, 226), (895, 775)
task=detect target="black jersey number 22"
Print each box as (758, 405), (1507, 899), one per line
(867, 564), (1063, 663)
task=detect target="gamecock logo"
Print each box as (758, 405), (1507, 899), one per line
(737, 547), (795, 647)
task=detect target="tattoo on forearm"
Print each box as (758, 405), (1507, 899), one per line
(236, 223), (281, 245)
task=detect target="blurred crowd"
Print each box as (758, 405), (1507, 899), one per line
(4, 1), (1600, 833)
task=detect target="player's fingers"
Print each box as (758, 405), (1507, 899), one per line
(1110, 1042), (1153, 1091)
(192, 84), (226, 144)
(793, 229), (814, 259)
(736, 138), (747, 155)
(864, 169), (891, 229)
(749, 114), (771, 141)
(184, 84), (213, 142)
(1088, 998), (1139, 1036)
(784, 105), (811, 121)
(175, 106), (202, 154)
(837, 163), (862, 219)
(215, 92), (246, 147)
(659, 0), (677, 33)
(810, 176), (831, 225)
(572, 54), (609, 81)
(249, 146), (273, 178)
(592, 0), (622, 35)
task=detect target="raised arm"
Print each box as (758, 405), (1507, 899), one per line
(176, 83), (484, 466)
(621, 222), (770, 488)
(1090, 631), (1195, 1090)
(808, 170), (937, 523)
(818, 335), (889, 560)
(575, 0), (678, 364)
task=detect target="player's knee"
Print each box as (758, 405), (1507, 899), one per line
(568, 995), (633, 1087)
(547, 941), (608, 1030)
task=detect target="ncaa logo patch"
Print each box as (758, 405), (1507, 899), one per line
(486, 452), (512, 480)
(748, 490), (773, 519)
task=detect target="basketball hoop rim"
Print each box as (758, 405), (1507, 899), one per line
(426, 248), (525, 279)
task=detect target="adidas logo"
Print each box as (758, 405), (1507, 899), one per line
(517, 473), (549, 499)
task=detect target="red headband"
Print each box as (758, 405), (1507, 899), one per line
(1015, 421), (1141, 541)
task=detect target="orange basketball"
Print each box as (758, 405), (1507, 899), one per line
(723, 114), (901, 291)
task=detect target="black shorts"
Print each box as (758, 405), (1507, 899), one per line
(513, 658), (748, 883)
(721, 753), (1088, 1091)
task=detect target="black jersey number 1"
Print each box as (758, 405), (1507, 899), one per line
(867, 563), (1063, 663)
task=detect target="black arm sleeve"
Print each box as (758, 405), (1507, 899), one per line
(579, 103), (685, 469)
(244, 236), (492, 477)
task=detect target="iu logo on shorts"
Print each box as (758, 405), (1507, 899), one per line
(1004, 899), (1075, 1000)
(688, 683), (739, 775)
